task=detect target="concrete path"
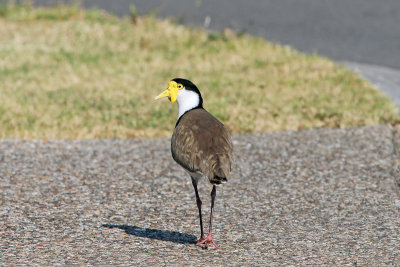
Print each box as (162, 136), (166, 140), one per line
(345, 61), (400, 107)
(1, 126), (399, 265)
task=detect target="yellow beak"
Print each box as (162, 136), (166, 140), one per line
(154, 81), (179, 103)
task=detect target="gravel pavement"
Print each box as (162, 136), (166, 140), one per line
(1, 125), (400, 265)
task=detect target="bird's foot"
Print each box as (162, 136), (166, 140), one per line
(195, 234), (206, 245)
(195, 233), (218, 249)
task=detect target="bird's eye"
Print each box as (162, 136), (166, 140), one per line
(177, 84), (183, 89)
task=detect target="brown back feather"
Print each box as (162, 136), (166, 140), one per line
(171, 109), (233, 184)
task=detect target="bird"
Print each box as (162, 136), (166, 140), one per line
(155, 78), (233, 249)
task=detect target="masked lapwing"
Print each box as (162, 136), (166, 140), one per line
(155, 78), (233, 249)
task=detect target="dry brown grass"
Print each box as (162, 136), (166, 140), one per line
(0, 3), (398, 139)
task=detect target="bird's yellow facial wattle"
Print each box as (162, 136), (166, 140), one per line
(155, 81), (183, 103)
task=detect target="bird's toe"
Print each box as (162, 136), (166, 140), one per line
(195, 233), (218, 249)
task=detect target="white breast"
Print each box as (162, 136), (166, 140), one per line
(176, 88), (200, 120)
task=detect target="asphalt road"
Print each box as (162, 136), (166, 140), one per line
(24, 0), (400, 107)
(33, 0), (400, 68)
(1, 126), (400, 265)
(131, 0), (400, 69)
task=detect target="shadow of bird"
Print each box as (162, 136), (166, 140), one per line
(102, 224), (197, 244)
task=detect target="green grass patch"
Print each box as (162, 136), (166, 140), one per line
(0, 3), (398, 139)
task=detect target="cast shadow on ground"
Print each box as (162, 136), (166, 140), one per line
(102, 224), (197, 244)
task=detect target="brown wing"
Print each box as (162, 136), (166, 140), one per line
(171, 109), (233, 184)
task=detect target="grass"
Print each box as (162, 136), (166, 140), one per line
(0, 2), (398, 139)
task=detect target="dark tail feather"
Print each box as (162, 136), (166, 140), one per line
(210, 175), (227, 185)
(208, 157), (230, 185)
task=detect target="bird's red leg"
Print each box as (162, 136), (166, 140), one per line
(191, 177), (205, 244)
(197, 185), (219, 249)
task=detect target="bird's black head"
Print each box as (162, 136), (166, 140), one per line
(172, 78), (203, 107)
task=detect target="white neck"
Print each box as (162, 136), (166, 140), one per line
(176, 88), (200, 120)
